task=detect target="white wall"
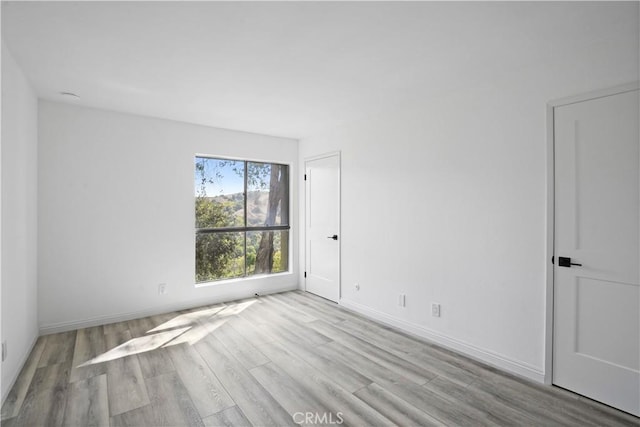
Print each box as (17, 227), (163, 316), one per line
(38, 102), (298, 332)
(1, 42), (39, 401)
(299, 19), (639, 381)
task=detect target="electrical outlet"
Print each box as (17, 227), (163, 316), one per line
(399, 294), (406, 307)
(2, 341), (7, 362)
(158, 283), (167, 295)
(431, 303), (441, 317)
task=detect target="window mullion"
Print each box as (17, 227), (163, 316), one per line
(196, 225), (289, 234)
(243, 160), (248, 277)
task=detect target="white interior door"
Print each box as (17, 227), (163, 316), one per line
(305, 153), (340, 302)
(553, 88), (639, 416)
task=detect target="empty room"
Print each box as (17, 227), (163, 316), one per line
(1, 1), (639, 426)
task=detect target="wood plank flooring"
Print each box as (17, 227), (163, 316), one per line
(2, 290), (638, 426)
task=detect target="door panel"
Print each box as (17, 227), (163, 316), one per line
(305, 154), (340, 302)
(553, 89), (640, 416)
(574, 277), (639, 370)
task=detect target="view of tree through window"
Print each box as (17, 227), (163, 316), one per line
(195, 157), (289, 282)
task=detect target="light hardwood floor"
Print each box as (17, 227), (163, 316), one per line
(1, 290), (638, 426)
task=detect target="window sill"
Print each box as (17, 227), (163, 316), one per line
(194, 271), (293, 288)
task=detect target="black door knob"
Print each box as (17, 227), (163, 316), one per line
(558, 256), (582, 267)
(327, 235), (338, 240)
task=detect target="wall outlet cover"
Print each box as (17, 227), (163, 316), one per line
(431, 303), (441, 317)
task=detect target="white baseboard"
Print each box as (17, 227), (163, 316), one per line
(339, 298), (545, 383)
(39, 285), (297, 335)
(1, 334), (39, 406)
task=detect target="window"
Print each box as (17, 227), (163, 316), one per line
(195, 157), (289, 282)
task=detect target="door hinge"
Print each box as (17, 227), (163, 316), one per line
(304, 174), (307, 181)
(552, 256), (554, 265)
(304, 271), (307, 278)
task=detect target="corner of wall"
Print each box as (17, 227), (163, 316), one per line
(1, 42), (40, 403)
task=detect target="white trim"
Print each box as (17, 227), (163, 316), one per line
(543, 101), (555, 385)
(39, 285), (296, 335)
(195, 271), (293, 288)
(1, 334), (38, 405)
(547, 81), (639, 108)
(544, 82), (640, 385)
(304, 150), (341, 163)
(340, 298), (546, 383)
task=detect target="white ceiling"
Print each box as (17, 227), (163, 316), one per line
(2, 1), (637, 139)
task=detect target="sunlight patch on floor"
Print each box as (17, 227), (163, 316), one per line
(163, 317), (230, 347)
(79, 299), (259, 366)
(147, 305), (226, 333)
(79, 327), (190, 366)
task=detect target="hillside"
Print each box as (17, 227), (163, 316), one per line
(209, 191), (270, 225)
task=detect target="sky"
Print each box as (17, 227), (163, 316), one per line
(194, 157), (244, 196)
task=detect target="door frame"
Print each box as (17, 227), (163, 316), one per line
(544, 81), (640, 385)
(303, 151), (342, 299)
